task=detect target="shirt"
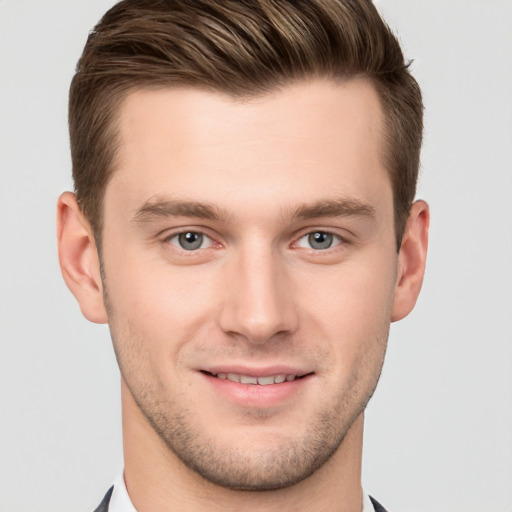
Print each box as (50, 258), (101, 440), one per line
(109, 473), (377, 512)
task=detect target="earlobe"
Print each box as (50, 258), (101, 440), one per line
(391, 200), (430, 322)
(56, 192), (108, 324)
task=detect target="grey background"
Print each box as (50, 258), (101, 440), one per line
(1, 1), (511, 511)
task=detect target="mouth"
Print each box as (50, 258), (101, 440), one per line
(199, 368), (314, 408)
(201, 371), (311, 385)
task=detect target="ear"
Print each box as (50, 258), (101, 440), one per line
(56, 192), (108, 324)
(391, 200), (430, 322)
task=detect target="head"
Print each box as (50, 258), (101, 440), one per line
(58, 0), (429, 499)
(69, 0), (423, 250)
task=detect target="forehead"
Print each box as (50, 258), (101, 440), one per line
(107, 79), (391, 222)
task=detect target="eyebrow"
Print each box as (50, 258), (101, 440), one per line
(132, 196), (376, 224)
(132, 197), (230, 223)
(289, 198), (376, 222)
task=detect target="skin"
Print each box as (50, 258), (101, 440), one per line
(57, 78), (429, 512)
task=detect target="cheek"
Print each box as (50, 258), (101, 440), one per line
(102, 248), (222, 371)
(296, 258), (396, 368)
(105, 245), (217, 319)
(302, 259), (395, 324)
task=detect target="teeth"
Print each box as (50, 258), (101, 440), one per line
(214, 372), (299, 385)
(240, 375), (258, 384)
(257, 376), (275, 385)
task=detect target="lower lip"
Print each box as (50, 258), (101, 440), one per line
(200, 372), (312, 408)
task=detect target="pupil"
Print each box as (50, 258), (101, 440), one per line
(309, 231), (332, 250)
(179, 232), (203, 250)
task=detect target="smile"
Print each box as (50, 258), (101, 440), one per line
(200, 369), (314, 407)
(206, 372), (304, 385)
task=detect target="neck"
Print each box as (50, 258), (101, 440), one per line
(121, 380), (365, 512)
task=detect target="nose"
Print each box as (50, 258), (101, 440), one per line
(218, 243), (299, 344)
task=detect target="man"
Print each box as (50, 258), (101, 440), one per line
(56, 0), (429, 510)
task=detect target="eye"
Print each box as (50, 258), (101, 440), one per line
(296, 231), (342, 250)
(168, 231), (213, 251)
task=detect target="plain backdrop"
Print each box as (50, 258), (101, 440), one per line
(0, 1), (511, 511)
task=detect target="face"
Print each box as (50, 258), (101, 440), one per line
(101, 79), (398, 490)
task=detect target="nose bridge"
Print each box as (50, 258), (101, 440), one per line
(219, 239), (297, 343)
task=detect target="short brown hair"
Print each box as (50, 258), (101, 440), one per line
(69, 0), (423, 248)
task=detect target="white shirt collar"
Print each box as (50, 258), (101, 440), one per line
(109, 473), (376, 512)
(109, 474), (137, 512)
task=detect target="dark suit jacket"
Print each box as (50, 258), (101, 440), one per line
(93, 486), (113, 512)
(94, 486), (388, 511)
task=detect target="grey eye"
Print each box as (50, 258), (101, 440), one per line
(296, 231), (342, 251)
(307, 231), (334, 250)
(177, 232), (204, 250)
